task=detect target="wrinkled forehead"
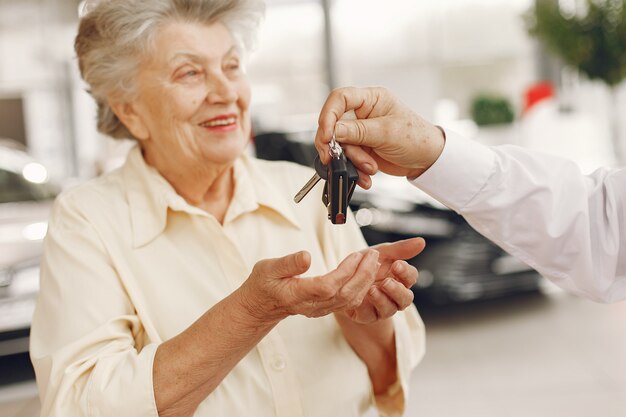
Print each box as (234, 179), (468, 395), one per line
(143, 21), (240, 68)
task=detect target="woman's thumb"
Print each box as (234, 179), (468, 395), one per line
(265, 251), (311, 278)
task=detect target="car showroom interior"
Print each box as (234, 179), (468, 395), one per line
(0, 0), (625, 416)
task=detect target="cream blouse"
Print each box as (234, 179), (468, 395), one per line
(30, 146), (425, 417)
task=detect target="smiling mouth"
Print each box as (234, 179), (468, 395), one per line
(199, 116), (237, 128)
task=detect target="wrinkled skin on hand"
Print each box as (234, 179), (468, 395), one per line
(238, 249), (380, 322)
(314, 86), (446, 185)
(238, 237), (425, 325)
(344, 237), (425, 323)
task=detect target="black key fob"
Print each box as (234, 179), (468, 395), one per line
(321, 154), (359, 224)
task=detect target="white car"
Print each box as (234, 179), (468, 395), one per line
(0, 140), (58, 356)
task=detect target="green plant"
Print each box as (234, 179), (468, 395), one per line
(526, 0), (626, 87)
(526, 0), (626, 162)
(470, 95), (515, 126)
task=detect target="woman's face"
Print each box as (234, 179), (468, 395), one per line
(120, 21), (252, 170)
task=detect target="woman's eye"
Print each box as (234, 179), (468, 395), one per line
(176, 68), (201, 80)
(226, 61), (240, 72)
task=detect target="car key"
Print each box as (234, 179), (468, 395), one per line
(293, 135), (359, 224)
(345, 157), (359, 203)
(323, 152), (359, 224)
(293, 135), (346, 206)
(323, 136), (360, 224)
(327, 153), (349, 224)
(293, 156), (328, 203)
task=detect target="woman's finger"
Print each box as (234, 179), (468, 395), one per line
(378, 278), (415, 310)
(336, 250), (379, 310)
(368, 286), (398, 319)
(389, 260), (418, 288)
(296, 252), (363, 301)
(373, 237), (426, 262)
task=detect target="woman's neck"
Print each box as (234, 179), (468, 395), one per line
(142, 147), (236, 224)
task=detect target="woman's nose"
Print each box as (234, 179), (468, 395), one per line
(205, 74), (237, 104)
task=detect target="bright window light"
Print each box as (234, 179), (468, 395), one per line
(78, 1), (88, 18)
(22, 222), (48, 241)
(22, 162), (48, 184)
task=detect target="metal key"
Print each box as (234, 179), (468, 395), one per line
(294, 134), (359, 224)
(293, 156), (327, 203)
(329, 134), (343, 159)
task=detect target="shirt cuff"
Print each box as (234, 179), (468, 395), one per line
(373, 306), (425, 417)
(87, 342), (160, 417)
(373, 378), (403, 417)
(409, 130), (496, 213)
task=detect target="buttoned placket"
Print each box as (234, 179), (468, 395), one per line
(200, 216), (305, 417)
(144, 153), (307, 417)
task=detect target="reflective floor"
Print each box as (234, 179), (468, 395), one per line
(1, 287), (625, 417)
(408, 287), (626, 417)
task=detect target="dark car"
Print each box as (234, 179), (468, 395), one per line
(254, 131), (542, 305)
(0, 140), (58, 356)
(348, 176), (541, 305)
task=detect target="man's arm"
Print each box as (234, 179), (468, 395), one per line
(315, 86), (626, 303)
(412, 131), (626, 303)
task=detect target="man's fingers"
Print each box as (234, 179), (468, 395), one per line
(356, 171), (372, 190)
(341, 144), (376, 189)
(342, 144), (378, 175)
(334, 118), (390, 150)
(317, 87), (374, 140)
(315, 87), (389, 164)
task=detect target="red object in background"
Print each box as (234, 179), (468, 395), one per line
(523, 81), (555, 114)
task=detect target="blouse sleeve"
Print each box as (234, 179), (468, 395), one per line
(29, 193), (159, 417)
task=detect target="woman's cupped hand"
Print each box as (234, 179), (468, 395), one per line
(238, 238), (425, 324)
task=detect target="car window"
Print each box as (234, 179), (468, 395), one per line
(0, 168), (57, 203)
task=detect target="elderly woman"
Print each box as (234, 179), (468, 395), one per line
(29, 1), (425, 416)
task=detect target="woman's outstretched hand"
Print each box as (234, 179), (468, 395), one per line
(239, 249), (380, 322)
(343, 237), (425, 323)
(238, 237), (425, 325)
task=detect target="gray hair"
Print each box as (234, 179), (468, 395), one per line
(75, 0), (265, 140)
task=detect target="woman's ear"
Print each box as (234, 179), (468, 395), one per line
(109, 100), (150, 141)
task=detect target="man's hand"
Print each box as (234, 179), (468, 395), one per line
(314, 86), (446, 184)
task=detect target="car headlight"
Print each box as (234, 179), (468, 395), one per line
(0, 268), (12, 288)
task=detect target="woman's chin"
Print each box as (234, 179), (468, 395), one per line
(201, 140), (248, 165)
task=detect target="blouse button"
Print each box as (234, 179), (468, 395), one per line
(271, 354), (286, 371)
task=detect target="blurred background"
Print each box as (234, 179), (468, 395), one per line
(1, 0), (626, 416)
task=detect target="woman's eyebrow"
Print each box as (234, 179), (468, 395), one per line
(169, 51), (204, 64)
(222, 46), (238, 58)
(169, 46), (238, 65)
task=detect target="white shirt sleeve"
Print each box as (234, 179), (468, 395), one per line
(410, 130), (626, 303)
